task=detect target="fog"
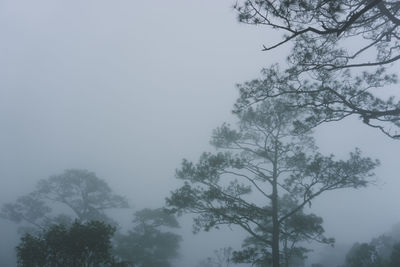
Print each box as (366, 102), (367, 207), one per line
(1, 1), (400, 267)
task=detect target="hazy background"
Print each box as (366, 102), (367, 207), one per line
(1, 1), (399, 266)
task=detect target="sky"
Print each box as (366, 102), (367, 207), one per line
(0, 1), (400, 266)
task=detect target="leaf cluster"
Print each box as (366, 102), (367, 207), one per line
(16, 220), (116, 267)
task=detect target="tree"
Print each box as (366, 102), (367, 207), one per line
(167, 97), (378, 267)
(338, 223), (400, 267)
(1, 169), (129, 231)
(113, 208), (181, 267)
(233, 0), (400, 138)
(370, 235), (396, 261)
(232, 196), (333, 267)
(390, 242), (400, 267)
(343, 242), (385, 267)
(234, 65), (399, 138)
(235, 0), (400, 69)
(16, 220), (116, 267)
(235, 0), (400, 70)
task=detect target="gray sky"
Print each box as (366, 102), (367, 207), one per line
(1, 1), (400, 266)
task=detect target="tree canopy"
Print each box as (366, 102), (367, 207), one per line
(1, 169), (182, 267)
(16, 220), (116, 267)
(344, 242), (384, 267)
(0, 169), (128, 231)
(233, 0), (400, 138)
(167, 97), (378, 267)
(235, 0), (400, 69)
(113, 208), (181, 267)
(234, 65), (399, 138)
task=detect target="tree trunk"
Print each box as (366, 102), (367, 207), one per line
(271, 143), (280, 267)
(283, 240), (289, 267)
(272, 178), (279, 267)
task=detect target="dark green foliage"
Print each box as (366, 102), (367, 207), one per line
(390, 242), (400, 267)
(16, 234), (47, 267)
(16, 220), (115, 267)
(114, 208), (181, 267)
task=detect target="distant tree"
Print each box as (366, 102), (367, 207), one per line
(343, 242), (385, 267)
(167, 97), (378, 267)
(390, 242), (400, 267)
(1, 194), (52, 230)
(233, 0), (400, 138)
(113, 208), (181, 267)
(339, 225), (400, 267)
(370, 235), (396, 261)
(16, 220), (115, 267)
(1, 169), (128, 231)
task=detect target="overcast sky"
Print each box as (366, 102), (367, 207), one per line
(1, 1), (400, 266)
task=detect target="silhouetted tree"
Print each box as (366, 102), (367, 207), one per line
(16, 220), (115, 267)
(233, 0), (400, 138)
(235, 0), (400, 70)
(167, 97), (378, 267)
(1, 169), (128, 231)
(234, 64), (399, 139)
(113, 208), (181, 267)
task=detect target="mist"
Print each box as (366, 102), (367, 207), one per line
(1, 1), (400, 267)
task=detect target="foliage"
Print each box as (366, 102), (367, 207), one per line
(232, 196), (331, 267)
(1, 169), (128, 231)
(167, 97), (378, 267)
(235, 0), (400, 70)
(113, 208), (181, 267)
(390, 242), (400, 267)
(233, 0), (400, 138)
(16, 220), (116, 267)
(341, 231), (400, 267)
(371, 235), (396, 261)
(234, 65), (399, 138)
(343, 242), (385, 267)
